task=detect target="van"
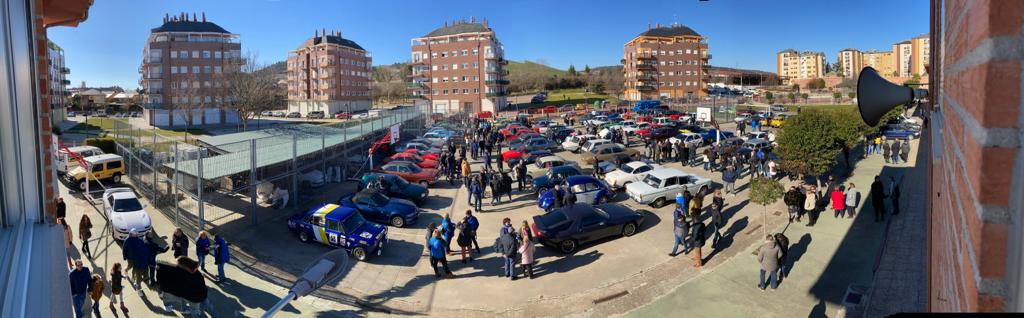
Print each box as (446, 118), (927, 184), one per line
(654, 117), (672, 125)
(56, 146), (104, 174)
(65, 154), (126, 191)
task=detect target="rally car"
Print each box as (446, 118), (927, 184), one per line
(287, 203), (388, 261)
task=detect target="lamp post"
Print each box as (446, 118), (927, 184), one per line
(262, 250), (350, 318)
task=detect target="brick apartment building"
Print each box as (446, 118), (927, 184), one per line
(47, 40), (69, 125)
(139, 13), (244, 127)
(410, 18), (508, 114)
(287, 29), (372, 116)
(928, 0), (1024, 312)
(621, 23), (710, 101)
(776, 49), (825, 84)
(838, 34), (929, 79)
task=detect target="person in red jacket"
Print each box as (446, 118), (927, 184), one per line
(830, 186), (846, 219)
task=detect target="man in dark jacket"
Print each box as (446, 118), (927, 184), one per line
(562, 187), (576, 207)
(900, 141), (911, 163)
(500, 172), (514, 201)
(123, 230), (152, 288)
(465, 210), (481, 253)
(871, 176), (887, 222)
(882, 141), (891, 163)
(69, 260), (91, 318)
(783, 186), (803, 222)
(494, 227), (520, 280)
(515, 161), (528, 192)
(891, 140), (902, 163)
(774, 233), (790, 279)
(56, 197), (66, 221)
(552, 185), (564, 209)
(213, 235), (230, 282)
(145, 233), (169, 286)
(722, 166), (738, 195)
(490, 172), (503, 205)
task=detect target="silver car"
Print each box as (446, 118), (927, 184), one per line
(625, 168), (712, 207)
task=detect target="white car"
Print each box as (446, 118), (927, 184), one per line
(669, 132), (703, 147)
(562, 134), (597, 152)
(580, 139), (613, 154)
(623, 122), (651, 135)
(528, 155), (580, 179)
(625, 168), (712, 207)
(586, 115), (609, 126)
(260, 110), (273, 116)
(604, 161), (661, 190)
(742, 131), (768, 141)
(422, 131), (450, 144)
(734, 114), (750, 124)
(103, 188), (153, 240)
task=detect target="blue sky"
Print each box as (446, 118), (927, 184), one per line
(49, 0), (929, 89)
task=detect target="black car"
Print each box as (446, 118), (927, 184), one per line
(649, 127), (678, 140)
(531, 203), (645, 253)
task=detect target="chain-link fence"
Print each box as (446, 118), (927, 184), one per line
(112, 105), (428, 235)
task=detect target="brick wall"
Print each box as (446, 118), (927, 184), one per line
(35, 0), (57, 222)
(930, 0), (1024, 312)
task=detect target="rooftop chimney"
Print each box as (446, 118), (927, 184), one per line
(202, 12), (206, 22)
(656, 23), (661, 28)
(192, 12), (197, 22)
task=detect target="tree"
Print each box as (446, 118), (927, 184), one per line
(848, 92), (856, 100)
(584, 65), (591, 74)
(833, 91), (842, 104)
(906, 74), (921, 85)
(749, 176), (784, 237)
(223, 52), (285, 131)
(828, 108), (871, 171)
(775, 110), (841, 181)
(815, 78), (826, 90)
(567, 64), (577, 77)
(800, 93), (809, 103)
(791, 83), (800, 92)
(589, 81), (606, 95)
(765, 91), (774, 104)
(788, 92), (796, 104)
(835, 60), (845, 77)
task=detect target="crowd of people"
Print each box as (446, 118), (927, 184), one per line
(426, 211), (538, 280)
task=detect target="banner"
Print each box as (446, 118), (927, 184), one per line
(389, 124), (401, 144)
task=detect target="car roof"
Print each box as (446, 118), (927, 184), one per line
(566, 175), (601, 185)
(84, 154), (122, 163)
(593, 143), (624, 151)
(308, 203), (357, 221)
(624, 161), (649, 169)
(65, 145), (101, 153)
(537, 156), (566, 164)
(551, 165), (579, 173)
(382, 161), (416, 168)
(648, 167), (687, 179)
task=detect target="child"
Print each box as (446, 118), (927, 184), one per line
(90, 273), (105, 317)
(110, 262), (127, 312)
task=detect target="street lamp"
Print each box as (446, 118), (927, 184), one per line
(262, 249), (351, 318)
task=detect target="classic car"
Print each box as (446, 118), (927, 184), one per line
(603, 161), (660, 190)
(377, 161), (440, 186)
(287, 203), (387, 261)
(358, 173), (429, 203)
(338, 189), (420, 228)
(538, 175), (614, 210)
(625, 168), (712, 207)
(532, 165), (583, 194)
(532, 203), (645, 253)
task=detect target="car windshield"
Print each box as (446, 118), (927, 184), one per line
(341, 212), (367, 234)
(643, 175), (662, 188)
(391, 176), (409, 187)
(538, 210), (569, 229)
(405, 164), (422, 173)
(408, 154), (423, 162)
(113, 198), (143, 212)
(592, 207), (612, 219)
(620, 164), (635, 173)
(370, 192), (391, 206)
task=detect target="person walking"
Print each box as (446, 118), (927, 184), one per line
(61, 218), (73, 250)
(440, 214), (455, 253)
(494, 227), (520, 280)
(470, 176), (483, 212)
(109, 262), (126, 312)
(784, 186), (802, 223)
(891, 139), (902, 163)
(56, 197), (67, 221)
(890, 176), (902, 216)
(196, 231), (211, 272)
(710, 189), (725, 248)
(900, 141), (911, 164)
(461, 158), (472, 188)
(844, 183), (860, 219)
(830, 186), (846, 219)
(774, 233), (790, 280)
(722, 166), (738, 195)
(456, 221), (473, 263)
(172, 228), (189, 259)
(670, 203), (689, 256)
(483, 150), (493, 171)
(500, 171), (513, 201)
(702, 151), (711, 171)
(490, 171), (502, 205)
(688, 145), (697, 167)
(874, 136), (882, 154)
(757, 235), (782, 290)
(213, 234), (230, 283)
(69, 259), (92, 318)
(518, 235), (536, 279)
(804, 186), (820, 226)
(428, 230), (455, 279)
(515, 160), (528, 192)
(78, 214), (93, 258)
(882, 141), (892, 163)
(122, 230), (151, 288)
(90, 273), (105, 318)
(871, 176), (887, 222)
(465, 210), (481, 253)
(691, 220), (706, 268)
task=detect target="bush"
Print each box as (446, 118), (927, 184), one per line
(84, 137), (117, 154)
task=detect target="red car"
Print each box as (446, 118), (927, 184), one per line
(635, 116), (653, 123)
(501, 147), (526, 162)
(378, 162), (440, 186)
(635, 123), (664, 137)
(402, 149), (439, 161)
(334, 112), (351, 119)
(385, 152), (438, 169)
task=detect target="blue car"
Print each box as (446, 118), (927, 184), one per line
(881, 124), (921, 140)
(532, 165), (583, 194)
(338, 189), (420, 228)
(700, 129), (736, 144)
(538, 175), (614, 210)
(358, 173), (429, 203)
(287, 203), (387, 261)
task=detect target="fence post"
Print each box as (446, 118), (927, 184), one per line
(173, 142), (179, 227)
(152, 128), (158, 197)
(250, 139), (258, 225)
(291, 134), (298, 208)
(197, 152), (205, 231)
(321, 133), (326, 178)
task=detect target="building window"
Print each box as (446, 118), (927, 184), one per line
(462, 63), (468, 69)
(442, 77), (448, 82)
(171, 67), (178, 74)
(170, 51), (178, 59)
(442, 65), (448, 70)
(473, 76), (479, 81)
(461, 50), (468, 56)
(214, 51), (222, 59)
(443, 89), (448, 95)
(431, 52), (437, 58)
(202, 51), (211, 58)
(192, 66), (200, 73)
(214, 66), (222, 74)
(203, 66), (211, 73)
(463, 89), (468, 94)
(192, 51), (199, 58)
(473, 62), (478, 68)
(452, 64), (458, 70)
(472, 49), (478, 55)
(473, 88), (479, 93)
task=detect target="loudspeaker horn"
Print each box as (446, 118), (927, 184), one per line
(856, 67), (923, 126)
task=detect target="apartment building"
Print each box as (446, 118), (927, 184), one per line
(838, 48), (862, 78)
(910, 34), (930, 77)
(139, 12), (243, 127)
(47, 40), (69, 125)
(621, 23), (709, 101)
(287, 29), (372, 116)
(894, 40), (914, 77)
(776, 49), (825, 83)
(837, 34), (929, 79)
(410, 18), (508, 114)
(862, 50), (897, 76)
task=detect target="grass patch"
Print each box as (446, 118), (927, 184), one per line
(772, 104), (855, 112)
(510, 88), (618, 111)
(67, 118), (207, 138)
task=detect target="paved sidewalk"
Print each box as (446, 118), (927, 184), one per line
(622, 138), (925, 318)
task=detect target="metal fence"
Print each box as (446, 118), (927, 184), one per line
(111, 105), (429, 234)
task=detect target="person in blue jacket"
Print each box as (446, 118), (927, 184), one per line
(122, 229), (152, 289)
(69, 259), (91, 318)
(440, 214), (455, 253)
(465, 210), (481, 253)
(213, 234), (230, 283)
(196, 231), (211, 272)
(428, 230), (455, 279)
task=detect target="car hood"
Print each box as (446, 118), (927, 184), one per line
(605, 170), (630, 183)
(351, 222), (386, 243)
(384, 199), (417, 216)
(626, 180), (658, 196)
(111, 210), (151, 231)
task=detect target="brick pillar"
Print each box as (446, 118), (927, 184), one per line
(34, 0), (57, 223)
(930, 0), (1024, 312)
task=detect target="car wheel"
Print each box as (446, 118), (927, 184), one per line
(419, 180), (429, 188)
(537, 186), (549, 195)
(700, 186), (708, 195)
(652, 197), (667, 208)
(77, 181), (87, 191)
(390, 216), (406, 228)
(622, 222), (638, 237)
(559, 240), (578, 254)
(112, 173), (122, 184)
(298, 231), (310, 243)
(352, 247), (368, 261)
(525, 175), (533, 183)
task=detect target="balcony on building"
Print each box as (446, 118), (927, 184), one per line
(637, 54), (656, 61)
(636, 74), (655, 80)
(409, 59), (427, 66)
(485, 79), (510, 85)
(144, 56), (162, 64)
(636, 63), (655, 70)
(636, 85), (655, 91)
(61, 79), (70, 85)
(485, 91), (507, 97)
(60, 67), (70, 74)
(407, 82), (429, 90)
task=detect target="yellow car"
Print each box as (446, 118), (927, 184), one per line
(770, 115), (790, 128)
(65, 154), (126, 191)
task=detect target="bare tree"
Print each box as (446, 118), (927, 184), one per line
(171, 71), (210, 138)
(223, 52), (284, 131)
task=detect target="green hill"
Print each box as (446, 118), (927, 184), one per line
(507, 60), (566, 77)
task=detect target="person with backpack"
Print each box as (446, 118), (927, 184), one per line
(494, 227), (520, 280)
(670, 203), (689, 257)
(774, 233), (790, 280)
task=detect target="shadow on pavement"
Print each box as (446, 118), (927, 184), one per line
(808, 299), (827, 318)
(703, 216), (748, 263)
(533, 250), (603, 278)
(784, 234), (812, 278)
